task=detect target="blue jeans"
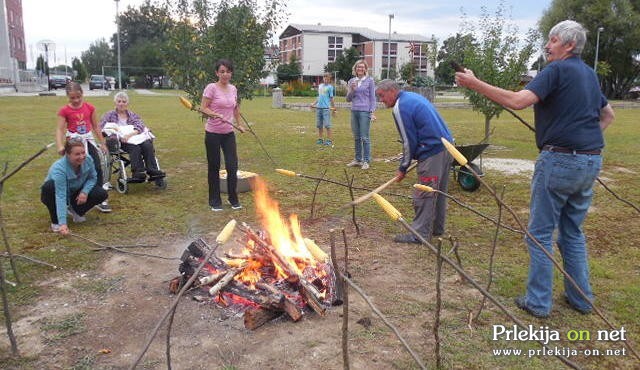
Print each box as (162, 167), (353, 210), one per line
(350, 110), (371, 162)
(316, 108), (331, 129)
(524, 150), (602, 315)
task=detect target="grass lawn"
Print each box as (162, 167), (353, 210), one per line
(0, 91), (638, 368)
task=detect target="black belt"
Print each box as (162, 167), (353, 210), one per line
(541, 145), (601, 155)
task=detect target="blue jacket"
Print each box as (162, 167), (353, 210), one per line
(45, 155), (97, 225)
(392, 91), (453, 173)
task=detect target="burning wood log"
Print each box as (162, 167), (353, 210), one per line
(244, 226), (327, 316)
(209, 268), (242, 296)
(244, 308), (282, 330)
(256, 282), (303, 321)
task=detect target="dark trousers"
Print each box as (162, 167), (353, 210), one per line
(40, 180), (108, 224)
(205, 131), (238, 207)
(122, 140), (159, 174)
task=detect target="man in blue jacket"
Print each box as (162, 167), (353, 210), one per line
(376, 79), (453, 243)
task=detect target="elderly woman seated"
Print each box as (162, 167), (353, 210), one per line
(41, 139), (109, 234)
(100, 91), (165, 181)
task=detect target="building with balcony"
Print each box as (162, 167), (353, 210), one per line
(279, 23), (435, 83)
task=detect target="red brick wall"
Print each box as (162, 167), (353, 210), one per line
(6, 0), (26, 65)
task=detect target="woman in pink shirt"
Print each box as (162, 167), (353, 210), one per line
(200, 59), (247, 211)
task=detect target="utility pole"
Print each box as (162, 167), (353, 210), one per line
(115, 0), (122, 89)
(387, 14), (394, 79)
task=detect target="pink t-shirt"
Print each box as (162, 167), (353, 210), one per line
(202, 82), (237, 134)
(58, 102), (96, 135)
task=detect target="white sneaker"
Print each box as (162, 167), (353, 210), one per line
(102, 182), (113, 191)
(361, 162), (370, 170)
(346, 160), (362, 167)
(51, 223), (61, 233)
(68, 208), (86, 223)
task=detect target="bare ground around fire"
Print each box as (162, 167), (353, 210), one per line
(2, 218), (490, 370)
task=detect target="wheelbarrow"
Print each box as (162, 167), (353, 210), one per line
(451, 143), (489, 192)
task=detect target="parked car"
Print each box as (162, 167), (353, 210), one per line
(105, 76), (116, 90)
(49, 75), (68, 89)
(89, 75), (108, 90)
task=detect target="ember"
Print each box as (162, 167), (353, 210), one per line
(172, 178), (337, 329)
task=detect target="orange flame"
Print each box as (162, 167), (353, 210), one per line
(243, 177), (321, 281)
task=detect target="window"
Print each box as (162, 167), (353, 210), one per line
(383, 42), (398, 56)
(328, 36), (344, 62)
(382, 57), (397, 69)
(328, 36), (343, 49)
(328, 49), (344, 62)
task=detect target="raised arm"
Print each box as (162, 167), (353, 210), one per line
(455, 69), (539, 110)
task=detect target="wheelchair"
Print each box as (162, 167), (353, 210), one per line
(105, 136), (167, 194)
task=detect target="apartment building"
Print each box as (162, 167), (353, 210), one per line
(279, 23), (435, 82)
(1, 0), (26, 83)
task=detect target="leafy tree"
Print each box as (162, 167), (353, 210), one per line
(163, 0), (286, 103)
(277, 54), (302, 83)
(539, 0), (640, 98)
(72, 57), (87, 81)
(460, 2), (537, 140)
(111, 1), (174, 81)
(400, 62), (416, 84)
(435, 33), (477, 85)
(324, 47), (361, 82)
(81, 39), (114, 75)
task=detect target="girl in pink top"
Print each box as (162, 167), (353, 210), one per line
(200, 59), (247, 211)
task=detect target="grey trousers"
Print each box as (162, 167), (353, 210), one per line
(411, 149), (451, 239)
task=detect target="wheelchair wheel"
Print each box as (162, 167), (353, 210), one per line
(116, 160), (128, 194)
(458, 163), (481, 192)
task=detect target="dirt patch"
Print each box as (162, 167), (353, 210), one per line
(481, 157), (535, 176)
(2, 221), (468, 369)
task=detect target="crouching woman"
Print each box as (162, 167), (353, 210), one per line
(41, 139), (108, 235)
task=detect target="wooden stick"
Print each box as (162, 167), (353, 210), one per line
(0, 253), (58, 269)
(341, 228), (350, 370)
(0, 162), (20, 284)
(0, 242), (18, 355)
(0, 143), (55, 185)
(340, 273), (426, 370)
(310, 169), (327, 219)
(434, 239), (443, 369)
(475, 186), (505, 321)
(345, 161), (417, 208)
(130, 220), (236, 369)
(343, 170), (360, 236)
(69, 233), (179, 261)
(329, 229), (344, 305)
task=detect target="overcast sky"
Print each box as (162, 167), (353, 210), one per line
(22, 0), (552, 68)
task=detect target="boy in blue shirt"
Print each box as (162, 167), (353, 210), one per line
(311, 73), (336, 147)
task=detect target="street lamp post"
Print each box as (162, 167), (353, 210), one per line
(115, 0), (122, 90)
(594, 26), (604, 74)
(387, 14), (394, 79)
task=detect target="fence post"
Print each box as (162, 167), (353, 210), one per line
(272, 87), (283, 108)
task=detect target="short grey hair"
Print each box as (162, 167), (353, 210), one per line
(549, 20), (587, 55)
(114, 91), (129, 103)
(376, 79), (401, 92)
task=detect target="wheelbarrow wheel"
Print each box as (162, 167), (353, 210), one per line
(458, 163), (481, 192)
